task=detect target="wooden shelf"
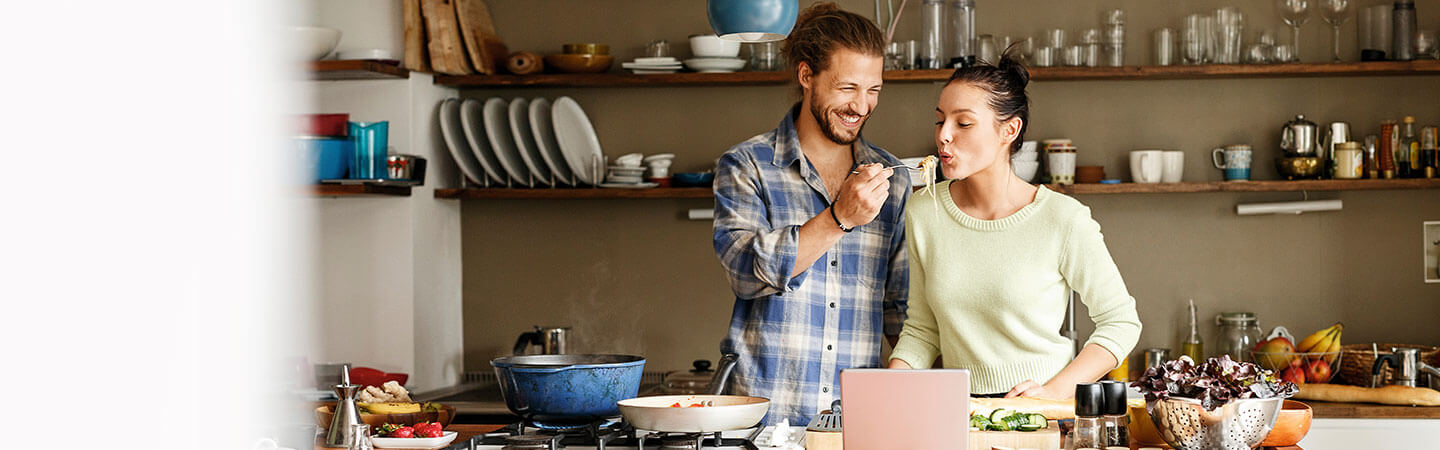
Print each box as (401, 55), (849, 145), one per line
(434, 187), (712, 199)
(435, 179), (1439, 199)
(310, 59), (410, 80)
(434, 60), (1440, 88)
(313, 184), (413, 197)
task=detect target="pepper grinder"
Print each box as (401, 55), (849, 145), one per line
(325, 364), (364, 448)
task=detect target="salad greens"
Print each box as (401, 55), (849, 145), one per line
(1130, 355), (1298, 410)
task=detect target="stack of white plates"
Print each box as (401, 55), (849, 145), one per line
(436, 96), (605, 187)
(683, 57), (746, 73)
(622, 57), (682, 74)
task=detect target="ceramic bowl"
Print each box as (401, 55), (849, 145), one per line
(544, 54), (614, 73)
(290, 26), (341, 61)
(1011, 151), (1039, 162)
(1076, 165), (1105, 183)
(1013, 160), (1039, 182)
(690, 34), (741, 58)
(563, 43), (610, 55)
(1259, 400), (1313, 447)
(673, 172), (715, 187)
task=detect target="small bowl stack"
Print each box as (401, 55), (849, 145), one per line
(1012, 141), (1039, 182)
(545, 43), (613, 73)
(685, 34), (746, 72)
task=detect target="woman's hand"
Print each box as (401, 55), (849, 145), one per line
(1004, 380), (1067, 400)
(887, 358), (913, 369)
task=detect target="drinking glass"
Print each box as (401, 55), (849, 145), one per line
(1213, 7), (1245, 64)
(1182, 14), (1209, 64)
(1417, 30), (1437, 59)
(976, 34), (997, 65)
(1318, 0), (1352, 62)
(1277, 0), (1311, 62)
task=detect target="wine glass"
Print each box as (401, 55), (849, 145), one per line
(1319, 0), (1352, 62)
(1276, 0), (1311, 62)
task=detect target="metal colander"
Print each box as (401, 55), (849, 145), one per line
(1146, 397), (1283, 450)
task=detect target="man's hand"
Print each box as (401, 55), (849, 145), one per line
(833, 163), (893, 229)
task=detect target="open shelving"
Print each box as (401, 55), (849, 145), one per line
(313, 184), (413, 197)
(310, 59), (411, 81)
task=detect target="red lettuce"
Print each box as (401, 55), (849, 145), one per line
(1130, 355), (1298, 410)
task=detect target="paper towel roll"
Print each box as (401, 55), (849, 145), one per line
(505, 51), (543, 75)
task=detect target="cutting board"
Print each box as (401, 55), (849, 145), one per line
(968, 421), (1062, 450)
(420, 0), (473, 75)
(804, 430), (841, 450)
(402, 0), (429, 72)
(454, 0), (508, 75)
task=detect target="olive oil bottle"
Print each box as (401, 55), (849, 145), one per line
(1182, 299), (1204, 362)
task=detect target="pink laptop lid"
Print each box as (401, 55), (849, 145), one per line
(840, 369), (969, 450)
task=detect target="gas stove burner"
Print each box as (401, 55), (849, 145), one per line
(503, 434), (564, 450)
(637, 431), (733, 449)
(657, 434), (702, 450)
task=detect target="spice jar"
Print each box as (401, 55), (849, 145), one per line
(1215, 312), (1262, 363)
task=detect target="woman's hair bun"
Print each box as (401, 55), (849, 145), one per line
(995, 52), (1030, 89)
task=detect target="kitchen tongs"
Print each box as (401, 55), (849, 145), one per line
(806, 399), (843, 432)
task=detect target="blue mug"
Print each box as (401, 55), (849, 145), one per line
(1212, 145), (1252, 181)
(349, 121), (389, 179)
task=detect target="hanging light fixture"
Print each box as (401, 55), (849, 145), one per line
(707, 0), (799, 42)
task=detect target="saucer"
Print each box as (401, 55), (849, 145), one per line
(599, 182), (660, 189)
(683, 57), (746, 73)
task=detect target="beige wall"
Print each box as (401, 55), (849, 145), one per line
(462, 0), (1440, 373)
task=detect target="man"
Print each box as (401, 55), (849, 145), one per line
(711, 3), (909, 426)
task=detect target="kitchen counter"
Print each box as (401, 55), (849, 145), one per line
(1306, 401), (1440, 419)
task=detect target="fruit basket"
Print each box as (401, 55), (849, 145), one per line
(1251, 351), (1340, 384)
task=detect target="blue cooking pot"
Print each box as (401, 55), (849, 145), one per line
(491, 354), (645, 424)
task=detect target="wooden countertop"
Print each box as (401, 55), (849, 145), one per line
(1306, 401), (1440, 419)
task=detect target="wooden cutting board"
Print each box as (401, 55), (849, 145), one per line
(402, 0), (429, 72)
(968, 421), (1062, 450)
(454, 0), (508, 75)
(420, 0), (473, 75)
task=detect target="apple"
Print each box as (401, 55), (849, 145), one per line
(1306, 358), (1332, 383)
(1253, 336), (1297, 371)
(1281, 366), (1307, 385)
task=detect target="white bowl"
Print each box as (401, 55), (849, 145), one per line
(1012, 151), (1039, 162)
(614, 152), (644, 167)
(690, 34), (742, 58)
(1013, 161), (1039, 182)
(290, 26), (341, 61)
(1020, 141), (1039, 153)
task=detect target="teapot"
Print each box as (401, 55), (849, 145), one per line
(513, 326), (570, 355)
(1280, 114), (1319, 156)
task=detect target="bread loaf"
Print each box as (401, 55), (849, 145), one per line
(969, 397), (1076, 420)
(1293, 383), (1440, 406)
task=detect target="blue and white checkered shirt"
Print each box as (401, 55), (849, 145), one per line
(712, 105), (910, 426)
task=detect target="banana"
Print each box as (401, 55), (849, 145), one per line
(1321, 326), (1344, 364)
(1297, 323), (1342, 353)
(363, 402), (422, 414)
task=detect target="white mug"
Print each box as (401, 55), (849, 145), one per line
(1129, 150), (1164, 183)
(1161, 151), (1185, 183)
(1048, 151), (1076, 184)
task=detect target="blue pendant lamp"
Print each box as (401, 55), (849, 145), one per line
(708, 0), (798, 42)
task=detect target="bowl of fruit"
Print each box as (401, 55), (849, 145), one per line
(1251, 323), (1343, 385)
(369, 422), (458, 449)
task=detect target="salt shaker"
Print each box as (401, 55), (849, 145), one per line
(1071, 383), (1104, 449)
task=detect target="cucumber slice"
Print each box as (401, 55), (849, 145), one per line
(1027, 413), (1048, 428)
(1016, 424), (1043, 432)
(969, 414), (992, 429)
(989, 408), (1014, 423)
(989, 420), (1011, 431)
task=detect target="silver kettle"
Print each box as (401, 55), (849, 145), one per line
(1280, 114), (1319, 156)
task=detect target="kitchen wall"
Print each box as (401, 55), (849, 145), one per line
(460, 0), (1440, 373)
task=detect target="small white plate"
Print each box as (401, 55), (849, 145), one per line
(630, 69), (681, 74)
(599, 182), (660, 189)
(634, 57), (678, 64)
(623, 62), (683, 69)
(683, 57), (746, 73)
(369, 431), (458, 449)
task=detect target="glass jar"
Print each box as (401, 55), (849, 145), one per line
(1215, 312), (1262, 362)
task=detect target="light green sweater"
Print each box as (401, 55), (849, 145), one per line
(891, 182), (1142, 395)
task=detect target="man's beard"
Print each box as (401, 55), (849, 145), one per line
(808, 91), (865, 145)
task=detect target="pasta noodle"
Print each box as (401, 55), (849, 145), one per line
(918, 155), (939, 220)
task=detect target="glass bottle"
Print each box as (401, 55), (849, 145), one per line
(919, 0), (946, 69)
(1392, 0), (1417, 60)
(1380, 120), (1397, 179)
(1364, 134), (1380, 179)
(1215, 312), (1262, 362)
(1182, 299), (1204, 362)
(1100, 381), (1130, 447)
(1071, 383), (1104, 449)
(1421, 126), (1437, 179)
(1400, 116), (1419, 178)
(947, 0), (976, 67)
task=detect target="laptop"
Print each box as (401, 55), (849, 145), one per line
(840, 368), (970, 450)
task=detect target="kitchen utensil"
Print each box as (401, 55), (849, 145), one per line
(325, 381), (365, 447)
(1154, 28), (1177, 65)
(506, 98), (554, 185)
(1371, 347), (1440, 388)
(1334, 141), (1363, 179)
(806, 399), (842, 432)
(455, 0), (507, 74)
(513, 326), (570, 355)
(1321, 121), (1350, 175)
(562, 43), (609, 55)
(918, 0), (945, 69)
(598, 182), (659, 189)
(1161, 151), (1185, 183)
(947, 0), (977, 67)
(504, 51), (542, 75)
(370, 431), (457, 449)
(1048, 146), (1076, 184)
(1258, 400), (1313, 447)
(1212, 7), (1245, 64)
(290, 26), (341, 61)
(684, 57), (746, 72)
(492, 354), (645, 424)
(349, 122), (389, 180)
(976, 34), (997, 65)
(527, 98), (576, 185)
(1075, 165), (1104, 184)
(314, 404), (457, 430)
(483, 98), (538, 186)
(337, 49), (395, 61)
(1182, 14), (1209, 64)
(661, 360), (718, 395)
(969, 423), (1061, 450)
(747, 41), (781, 71)
(297, 137), (351, 182)
(1281, 114), (1319, 156)
(458, 99), (509, 184)
(689, 34), (741, 58)
(385, 155), (426, 184)
(1392, 0), (1417, 60)
(1276, 156), (1322, 179)
(1144, 348), (1170, 371)
(403, 0), (430, 71)
(1338, 343), (1440, 386)
(841, 369), (969, 450)
(1013, 160), (1039, 182)
(420, 0), (474, 75)
(646, 39), (672, 58)
(1146, 396), (1282, 450)
(1212, 144), (1252, 181)
(551, 96), (606, 185)
(544, 54), (613, 73)
(1130, 150), (1164, 183)
(347, 423), (372, 450)
(617, 395), (769, 432)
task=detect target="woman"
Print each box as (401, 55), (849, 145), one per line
(887, 54), (1141, 399)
